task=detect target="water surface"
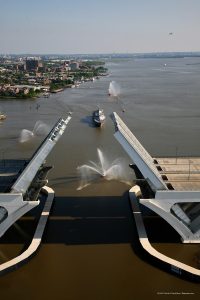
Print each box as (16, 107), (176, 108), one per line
(0, 58), (200, 299)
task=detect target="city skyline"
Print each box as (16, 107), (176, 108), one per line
(0, 0), (200, 54)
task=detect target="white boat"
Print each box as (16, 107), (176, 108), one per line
(43, 92), (50, 98)
(0, 113), (6, 120)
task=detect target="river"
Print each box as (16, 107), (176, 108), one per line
(0, 57), (200, 299)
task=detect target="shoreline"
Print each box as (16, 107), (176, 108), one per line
(0, 96), (38, 99)
(0, 74), (109, 100)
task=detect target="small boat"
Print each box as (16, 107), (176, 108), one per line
(43, 92), (50, 98)
(93, 109), (106, 127)
(0, 113), (6, 121)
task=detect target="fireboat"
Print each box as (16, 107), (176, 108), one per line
(93, 108), (106, 127)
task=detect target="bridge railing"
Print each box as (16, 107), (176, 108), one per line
(113, 112), (167, 189)
(11, 115), (71, 194)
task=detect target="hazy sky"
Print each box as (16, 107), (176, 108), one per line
(0, 0), (200, 54)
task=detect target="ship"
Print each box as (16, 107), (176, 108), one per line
(43, 92), (50, 98)
(93, 108), (106, 127)
(0, 113), (6, 121)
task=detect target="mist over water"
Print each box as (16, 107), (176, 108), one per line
(19, 129), (34, 143)
(108, 81), (121, 97)
(77, 148), (134, 190)
(19, 121), (50, 143)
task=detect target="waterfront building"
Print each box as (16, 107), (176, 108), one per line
(69, 61), (79, 70)
(25, 57), (43, 72)
(18, 64), (26, 72)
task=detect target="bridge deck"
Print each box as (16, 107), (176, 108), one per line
(11, 115), (71, 194)
(112, 113), (200, 192)
(113, 112), (168, 191)
(155, 157), (200, 191)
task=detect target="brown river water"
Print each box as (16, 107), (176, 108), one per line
(0, 58), (200, 299)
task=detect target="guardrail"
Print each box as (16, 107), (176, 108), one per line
(113, 112), (167, 190)
(11, 115), (71, 194)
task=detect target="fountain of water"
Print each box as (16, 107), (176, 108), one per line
(19, 129), (34, 143)
(19, 121), (50, 143)
(108, 81), (121, 97)
(77, 148), (134, 190)
(33, 120), (50, 136)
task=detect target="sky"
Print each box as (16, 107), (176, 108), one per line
(0, 0), (200, 54)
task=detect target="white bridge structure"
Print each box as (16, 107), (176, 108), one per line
(113, 112), (200, 243)
(0, 115), (71, 238)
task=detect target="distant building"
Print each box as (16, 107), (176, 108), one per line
(69, 61), (79, 70)
(28, 78), (36, 84)
(42, 78), (51, 85)
(23, 88), (30, 95)
(63, 60), (70, 65)
(18, 64), (26, 72)
(26, 58), (43, 72)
